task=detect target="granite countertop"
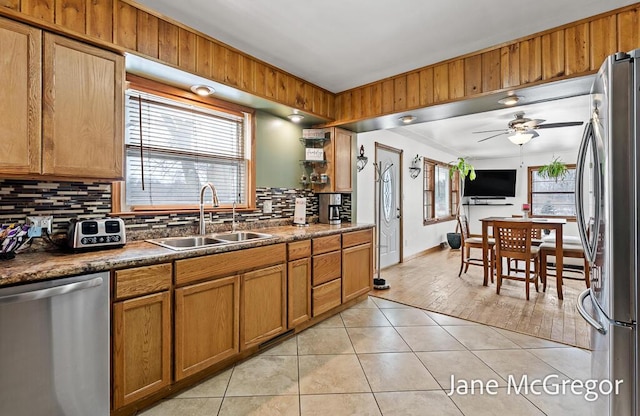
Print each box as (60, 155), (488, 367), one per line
(0, 223), (374, 288)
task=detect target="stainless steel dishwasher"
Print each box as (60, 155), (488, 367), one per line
(0, 271), (109, 416)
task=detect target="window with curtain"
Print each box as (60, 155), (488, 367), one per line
(122, 87), (252, 211)
(423, 158), (458, 224)
(528, 165), (577, 218)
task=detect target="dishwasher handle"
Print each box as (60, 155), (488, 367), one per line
(576, 288), (606, 334)
(0, 276), (104, 305)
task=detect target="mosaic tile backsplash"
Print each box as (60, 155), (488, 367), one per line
(0, 179), (352, 241)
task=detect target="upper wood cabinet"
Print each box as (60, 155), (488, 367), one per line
(333, 128), (353, 192)
(311, 127), (353, 193)
(0, 17), (41, 176)
(42, 33), (124, 179)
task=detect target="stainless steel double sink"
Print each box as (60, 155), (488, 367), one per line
(147, 231), (274, 251)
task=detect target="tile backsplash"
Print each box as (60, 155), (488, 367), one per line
(0, 179), (352, 240)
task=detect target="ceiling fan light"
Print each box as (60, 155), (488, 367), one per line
(498, 95), (521, 106)
(508, 132), (534, 145)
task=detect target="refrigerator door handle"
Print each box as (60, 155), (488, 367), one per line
(575, 121), (598, 263)
(577, 288), (606, 334)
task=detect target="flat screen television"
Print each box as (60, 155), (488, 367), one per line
(463, 169), (517, 198)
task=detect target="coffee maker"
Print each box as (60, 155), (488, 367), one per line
(319, 193), (342, 225)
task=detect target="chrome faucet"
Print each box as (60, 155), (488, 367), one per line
(199, 183), (219, 235)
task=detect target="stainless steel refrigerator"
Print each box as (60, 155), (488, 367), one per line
(576, 50), (639, 416)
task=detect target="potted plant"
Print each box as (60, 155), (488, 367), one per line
(538, 156), (568, 181)
(446, 157), (476, 249)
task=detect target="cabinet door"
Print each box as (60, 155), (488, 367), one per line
(0, 18), (41, 175)
(113, 291), (171, 409)
(342, 242), (373, 302)
(333, 128), (353, 192)
(42, 33), (124, 179)
(288, 258), (311, 328)
(175, 275), (240, 381)
(241, 264), (286, 350)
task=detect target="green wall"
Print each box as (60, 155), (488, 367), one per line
(255, 111), (304, 188)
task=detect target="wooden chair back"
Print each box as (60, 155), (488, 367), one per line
(494, 220), (534, 261)
(458, 215), (471, 241)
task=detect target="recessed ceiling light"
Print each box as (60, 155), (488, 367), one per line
(287, 113), (304, 123)
(498, 95), (521, 106)
(190, 85), (215, 96)
(399, 115), (416, 124)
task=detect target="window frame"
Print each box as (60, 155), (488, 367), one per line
(527, 164), (577, 221)
(423, 157), (458, 225)
(112, 74), (256, 215)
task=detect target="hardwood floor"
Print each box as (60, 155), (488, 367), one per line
(370, 248), (591, 349)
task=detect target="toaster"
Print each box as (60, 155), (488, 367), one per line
(67, 218), (126, 250)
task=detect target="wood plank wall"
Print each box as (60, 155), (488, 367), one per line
(332, 4), (640, 125)
(1, 0), (639, 126)
(0, 0), (335, 120)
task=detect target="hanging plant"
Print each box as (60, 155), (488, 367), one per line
(449, 157), (476, 181)
(538, 157), (568, 181)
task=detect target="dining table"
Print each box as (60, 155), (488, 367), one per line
(479, 216), (568, 300)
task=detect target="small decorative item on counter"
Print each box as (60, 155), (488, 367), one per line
(310, 170), (319, 183)
(320, 174), (328, 183)
(0, 224), (30, 260)
(522, 203), (530, 218)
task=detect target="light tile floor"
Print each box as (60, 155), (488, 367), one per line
(141, 296), (594, 416)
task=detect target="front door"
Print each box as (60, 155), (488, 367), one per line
(375, 144), (402, 269)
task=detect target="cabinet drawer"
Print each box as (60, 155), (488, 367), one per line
(342, 229), (373, 248)
(312, 278), (341, 316)
(288, 240), (311, 261)
(312, 250), (341, 286)
(312, 234), (341, 255)
(175, 244), (286, 286)
(114, 263), (172, 300)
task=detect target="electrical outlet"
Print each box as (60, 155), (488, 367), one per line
(263, 200), (273, 214)
(27, 215), (53, 235)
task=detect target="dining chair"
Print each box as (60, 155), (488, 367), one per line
(494, 220), (540, 300)
(539, 239), (590, 294)
(507, 215), (543, 274)
(458, 215), (495, 282)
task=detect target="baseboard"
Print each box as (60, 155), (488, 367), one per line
(403, 244), (445, 262)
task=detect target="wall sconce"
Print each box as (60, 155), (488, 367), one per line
(356, 145), (368, 172)
(409, 154), (422, 179)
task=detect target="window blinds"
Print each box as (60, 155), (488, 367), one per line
(124, 90), (247, 208)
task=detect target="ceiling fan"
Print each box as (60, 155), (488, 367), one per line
(474, 112), (584, 144)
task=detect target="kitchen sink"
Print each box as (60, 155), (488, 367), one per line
(212, 231), (274, 242)
(147, 236), (230, 250)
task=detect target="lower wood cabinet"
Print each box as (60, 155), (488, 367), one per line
(342, 242), (373, 302)
(287, 257), (311, 327)
(241, 264), (287, 350)
(113, 291), (171, 409)
(174, 275), (240, 381)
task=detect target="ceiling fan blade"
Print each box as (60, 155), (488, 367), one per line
(524, 130), (540, 139)
(478, 132), (508, 142)
(522, 118), (545, 128)
(535, 121), (584, 129)
(472, 129), (509, 134)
